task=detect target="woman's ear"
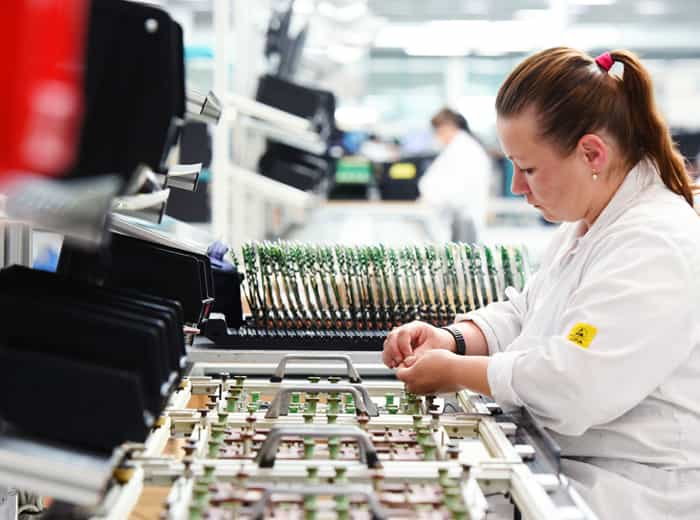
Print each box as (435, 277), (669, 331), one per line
(577, 133), (608, 173)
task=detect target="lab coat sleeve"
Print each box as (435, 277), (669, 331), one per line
(488, 229), (696, 436)
(454, 272), (538, 355)
(418, 160), (452, 208)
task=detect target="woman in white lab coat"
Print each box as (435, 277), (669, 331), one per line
(384, 48), (700, 519)
(418, 108), (491, 242)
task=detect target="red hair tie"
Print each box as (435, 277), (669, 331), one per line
(595, 52), (614, 72)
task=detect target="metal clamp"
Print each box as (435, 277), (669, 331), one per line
(3, 175), (120, 249)
(270, 354), (362, 383)
(265, 384), (378, 418)
(112, 189), (170, 224)
(165, 163), (202, 192)
(242, 483), (386, 520)
(186, 88), (222, 124)
(254, 425), (380, 468)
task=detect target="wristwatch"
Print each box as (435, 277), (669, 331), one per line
(441, 324), (467, 356)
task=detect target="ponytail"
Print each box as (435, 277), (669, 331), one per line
(455, 113), (470, 133)
(610, 50), (698, 207)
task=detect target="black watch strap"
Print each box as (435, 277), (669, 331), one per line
(441, 325), (467, 356)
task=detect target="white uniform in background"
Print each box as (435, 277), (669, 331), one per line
(418, 130), (491, 242)
(457, 159), (700, 520)
(359, 140), (395, 163)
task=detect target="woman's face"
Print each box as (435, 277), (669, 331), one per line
(497, 108), (599, 224)
(434, 123), (459, 148)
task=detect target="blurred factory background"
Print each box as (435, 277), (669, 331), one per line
(132, 0), (700, 266)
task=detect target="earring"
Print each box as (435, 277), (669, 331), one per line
(592, 170), (599, 181)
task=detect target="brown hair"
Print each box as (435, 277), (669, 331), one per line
(431, 108), (469, 132)
(496, 47), (698, 207)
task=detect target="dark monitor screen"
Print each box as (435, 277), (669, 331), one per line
(376, 155), (435, 201)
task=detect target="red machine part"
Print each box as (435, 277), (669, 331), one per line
(0, 0), (88, 181)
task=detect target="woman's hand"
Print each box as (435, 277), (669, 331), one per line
(382, 320), (454, 368)
(395, 350), (462, 394)
(396, 350), (492, 396)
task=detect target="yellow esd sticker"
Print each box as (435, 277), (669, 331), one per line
(567, 323), (598, 349)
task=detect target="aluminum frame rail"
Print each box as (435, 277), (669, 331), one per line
(0, 431), (121, 507)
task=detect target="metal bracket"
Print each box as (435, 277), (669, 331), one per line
(186, 88), (222, 125)
(0, 430), (125, 507)
(270, 354), (362, 383)
(3, 175), (119, 249)
(254, 425), (380, 468)
(265, 384), (378, 418)
(164, 163), (202, 192)
(506, 407), (562, 475)
(225, 92), (313, 132)
(112, 189), (170, 225)
(242, 483), (386, 520)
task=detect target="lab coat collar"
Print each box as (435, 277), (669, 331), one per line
(577, 158), (659, 244)
(445, 130), (471, 151)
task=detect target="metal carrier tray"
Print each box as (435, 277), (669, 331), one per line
(131, 360), (597, 520)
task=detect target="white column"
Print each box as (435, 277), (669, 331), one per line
(232, 1), (257, 97)
(445, 56), (466, 108)
(211, 0), (232, 242)
(549, 0), (571, 44)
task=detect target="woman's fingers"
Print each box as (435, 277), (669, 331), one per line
(395, 350), (457, 395)
(394, 321), (428, 360)
(395, 360), (421, 394)
(383, 321), (427, 367)
(395, 363), (412, 384)
(383, 321), (434, 368)
(401, 354), (417, 367)
(382, 331), (399, 367)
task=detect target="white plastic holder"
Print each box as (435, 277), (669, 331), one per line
(90, 467), (144, 520)
(0, 486), (17, 520)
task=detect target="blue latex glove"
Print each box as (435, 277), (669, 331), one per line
(207, 240), (235, 271)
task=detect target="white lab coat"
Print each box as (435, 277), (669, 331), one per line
(418, 130), (491, 241)
(458, 159), (700, 520)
